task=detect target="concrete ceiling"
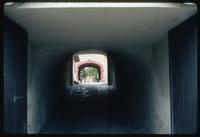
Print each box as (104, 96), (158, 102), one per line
(4, 3), (197, 50)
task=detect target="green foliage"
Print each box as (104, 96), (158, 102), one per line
(80, 67), (99, 82)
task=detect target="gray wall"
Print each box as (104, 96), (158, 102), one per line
(108, 48), (157, 133)
(4, 17), (27, 133)
(108, 36), (171, 133)
(151, 36), (171, 134)
(27, 46), (66, 133)
(169, 14), (197, 133)
(27, 46), (48, 133)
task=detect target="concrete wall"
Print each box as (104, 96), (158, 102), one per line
(108, 48), (157, 133)
(108, 39), (171, 133)
(151, 35), (171, 134)
(27, 46), (48, 133)
(27, 46), (66, 133)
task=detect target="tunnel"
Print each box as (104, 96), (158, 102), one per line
(4, 3), (198, 134)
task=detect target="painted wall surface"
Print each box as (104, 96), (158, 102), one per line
(152, 36), (171, 134)
(169, 14), (197, 134)
(27, 46), (66, 133)
(107, 48), (156, 133)
(27, 46), (48, 133)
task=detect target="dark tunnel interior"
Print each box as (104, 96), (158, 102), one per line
(29, 47), (169, 134)
(3, 3), (198, 134)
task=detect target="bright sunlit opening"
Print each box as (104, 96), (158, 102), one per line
(73, 51), (108, 85)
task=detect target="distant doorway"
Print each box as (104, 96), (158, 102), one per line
(72, 50), (108, 84)
(79, 66), (100, 83)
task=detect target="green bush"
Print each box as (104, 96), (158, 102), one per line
(80, 67), (99, 82)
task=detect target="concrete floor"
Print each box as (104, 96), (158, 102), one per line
(39, 94), (151, 134)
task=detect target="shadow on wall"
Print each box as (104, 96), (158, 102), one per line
(48, 49), (161, 133)
(105, 49), (156, 132)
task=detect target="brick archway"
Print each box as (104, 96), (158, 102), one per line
(76, 61), (104, 82)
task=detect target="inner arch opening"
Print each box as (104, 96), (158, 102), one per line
(72, 50), (108, 84)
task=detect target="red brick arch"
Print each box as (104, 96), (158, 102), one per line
(76, 61), (104, 81)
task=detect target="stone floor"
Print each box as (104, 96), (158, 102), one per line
(39, 97), (152, 134)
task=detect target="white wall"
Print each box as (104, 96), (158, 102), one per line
(151, 35), (171, 134)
